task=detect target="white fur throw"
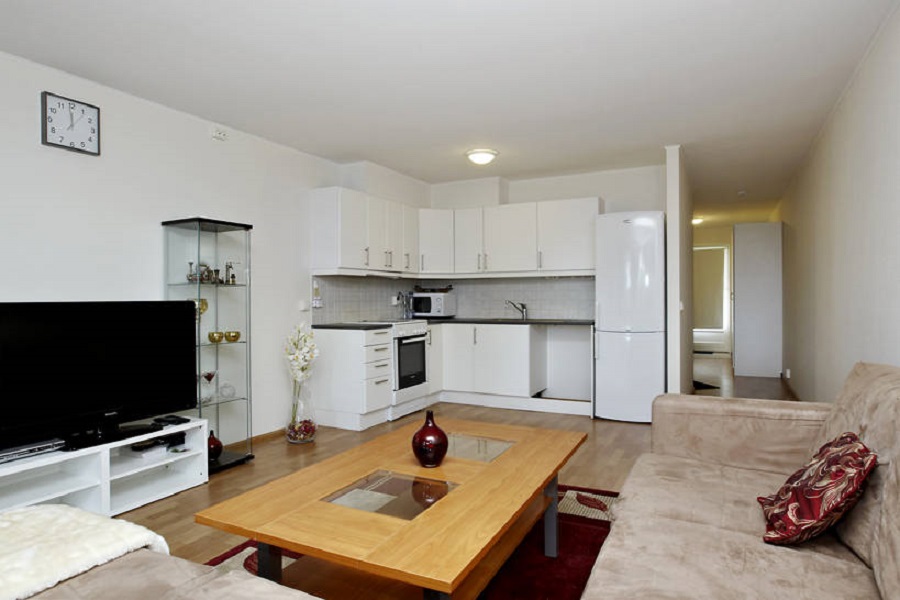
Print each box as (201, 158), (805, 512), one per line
(0, 504), (169, 600)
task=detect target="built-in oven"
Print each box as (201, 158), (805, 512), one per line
(390, 320), (430, 408)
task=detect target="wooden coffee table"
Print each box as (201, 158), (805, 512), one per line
(195, 418), (585, 599)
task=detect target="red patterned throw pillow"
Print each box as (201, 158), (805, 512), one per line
(757, 432), (877, 545)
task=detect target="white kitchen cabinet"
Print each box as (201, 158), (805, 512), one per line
(537, 197), (601, 271)
(367, 196), (403, 272)
(484, 203), (538, 272)
(401, 205), (419, 273)
(310, 187), (369, 271)
(309, 328), (394, 430)
(454, 207), (484, 273)
(419, 208), (454, 273)
(442, 324), (547, 397)
(426, 323), (443, 394)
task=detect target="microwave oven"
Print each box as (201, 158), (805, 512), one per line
(411, 292), (457, 318)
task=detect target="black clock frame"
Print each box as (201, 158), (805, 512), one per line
(40, 91), (101, 156)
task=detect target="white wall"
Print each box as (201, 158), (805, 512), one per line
(509, 165), (666, 212)
(0, 51), (340, 438)
(341, 160), (431, 208)
(665, 145), (694, 393)
(780, 5), (900, 402)
(430, 177), (508, 208)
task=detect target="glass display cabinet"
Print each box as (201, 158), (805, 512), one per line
(162, 217), (254, 473)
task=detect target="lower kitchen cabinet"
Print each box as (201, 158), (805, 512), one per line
(442, 324), (547, 397)
(426, 323), (444, 394)
(309, 328), (394, 430)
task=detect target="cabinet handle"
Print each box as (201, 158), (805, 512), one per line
(420, 254), (425, 271)
(389, 250), (393, 267)
(374, 332), (389, 337)
(375, 378), (390, 385)
(473, 326), (477, 345)
(477, 253), (481, 271)
(374, 362), (390, 368)
(538, 250), (543, 269)
(364, 247), (370, 266)
(405, 252), (410, 269)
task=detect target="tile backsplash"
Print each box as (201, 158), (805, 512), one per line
(311, 275), (594, 324)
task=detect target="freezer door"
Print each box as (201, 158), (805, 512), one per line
(595, 212), (665, 332)
(594, 331), (664, 423)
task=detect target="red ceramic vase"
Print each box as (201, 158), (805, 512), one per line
(208, 430), (224, 461)
(411, 410), (448, 468)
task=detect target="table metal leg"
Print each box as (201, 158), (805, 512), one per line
(543, 475), (558, 558)
(257, 542), (283, 583)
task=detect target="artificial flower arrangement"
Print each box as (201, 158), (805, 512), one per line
(284, 322), (320, 443)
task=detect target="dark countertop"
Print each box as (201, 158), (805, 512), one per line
(312, 322), (392, 331)
(430, 318), (594, 326)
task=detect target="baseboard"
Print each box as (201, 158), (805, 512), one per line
(440, 391), (592, 416)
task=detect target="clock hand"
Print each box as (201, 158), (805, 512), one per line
(72, 112), (85, 128)
(68, 105), (75, 130)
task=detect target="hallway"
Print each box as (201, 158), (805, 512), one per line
(692, 353), (796, 400)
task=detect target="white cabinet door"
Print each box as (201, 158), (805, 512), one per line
(401, 205), (419, 273)
(483, 204), (538, 272)
(474, 324), (532, 396)
(384, 199), (402, 271)
(537, 197), (600, 271)
(442, 323), (476, 392)
(454, 207), (484, 273)
(419, 208), (454, 273)
(426, 323), (443, 394)
(310, 187), (369, 270)
(366, 196), (387, 270)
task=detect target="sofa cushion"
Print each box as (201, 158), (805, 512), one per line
(812, 362), (900, 566)
(872, 457), (900, 600)
(758, 432), (876, 545)
(614, 453), (787, 536)
(583, 513), (879, 599)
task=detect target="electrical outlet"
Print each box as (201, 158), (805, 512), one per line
(390, 295), (399, 306)
(211, 126), (229, 142)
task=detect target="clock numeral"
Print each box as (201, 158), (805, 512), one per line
(58, 136), (64, 143)
(50, 127), (56, 134)
(91, 128), (96, 134)
(88, 137), (93, 142)
(56, 101), (65, 109)
(69, 142), (75, 147)
(80, 142), (86, 148)
(68, 102), (75, 109)
(47, 116), (53, 123)
(49, 107), (57, 114)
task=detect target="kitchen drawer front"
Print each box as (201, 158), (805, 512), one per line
(364, 329), (393, 346)
(365, 359), (393, 379)
(364, 375), (393, 411)
(365, 343), (392, 362)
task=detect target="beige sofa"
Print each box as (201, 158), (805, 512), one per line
(583, 361), (900, 599)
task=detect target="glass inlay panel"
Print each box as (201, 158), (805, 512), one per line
(446, 433), (514, 463)
(323, 470), (457, 520)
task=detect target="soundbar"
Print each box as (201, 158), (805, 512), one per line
(0, 438), (66, 465)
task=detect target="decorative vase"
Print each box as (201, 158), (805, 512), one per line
(208, 430), (223, 461)
(411, 410), (448, 468)
(286, 381), (317, 443)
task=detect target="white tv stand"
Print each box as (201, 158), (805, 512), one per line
(0, 418), (208, 516)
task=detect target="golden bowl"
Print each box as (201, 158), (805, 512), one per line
(208, 331), (224, 343)
(224, 331), (241, 343)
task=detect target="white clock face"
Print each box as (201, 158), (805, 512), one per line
(41, 92), (100, 155)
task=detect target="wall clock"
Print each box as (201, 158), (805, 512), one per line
(41, 91), (101, 156)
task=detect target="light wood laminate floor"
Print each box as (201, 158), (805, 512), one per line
(119, 403), (650, 565)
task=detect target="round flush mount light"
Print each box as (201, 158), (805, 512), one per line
(466, 148), (498, 166)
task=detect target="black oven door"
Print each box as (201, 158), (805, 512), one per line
(396, 335), (427, 389)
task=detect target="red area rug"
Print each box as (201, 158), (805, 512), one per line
(205, 484), (617, 600)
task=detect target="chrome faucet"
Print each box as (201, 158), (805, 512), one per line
(505, 300), (527, 320)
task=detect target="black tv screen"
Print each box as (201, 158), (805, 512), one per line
(0, 300), (197, 451)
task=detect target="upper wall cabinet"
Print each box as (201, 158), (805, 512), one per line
(419, 208), (454, 273)
(484, 203), (538, 272)
(454, 207), (483, 273)
(537, 197), (603, 272)
(401, 205), (419, 273)
(311, 187), (410, 273)
(311, 187), (369, 271)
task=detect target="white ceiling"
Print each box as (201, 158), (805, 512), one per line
(1, 1), (896, 223)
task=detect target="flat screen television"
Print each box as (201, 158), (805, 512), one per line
(0, 300), (197, 452)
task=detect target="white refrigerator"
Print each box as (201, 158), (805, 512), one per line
(594, 211), (666, 423)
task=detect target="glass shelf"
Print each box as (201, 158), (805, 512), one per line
(323, 470), (458, 520)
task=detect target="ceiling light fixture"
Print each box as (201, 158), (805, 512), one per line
(466, 148), (498, 166)
(692, 218), (704, 225)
